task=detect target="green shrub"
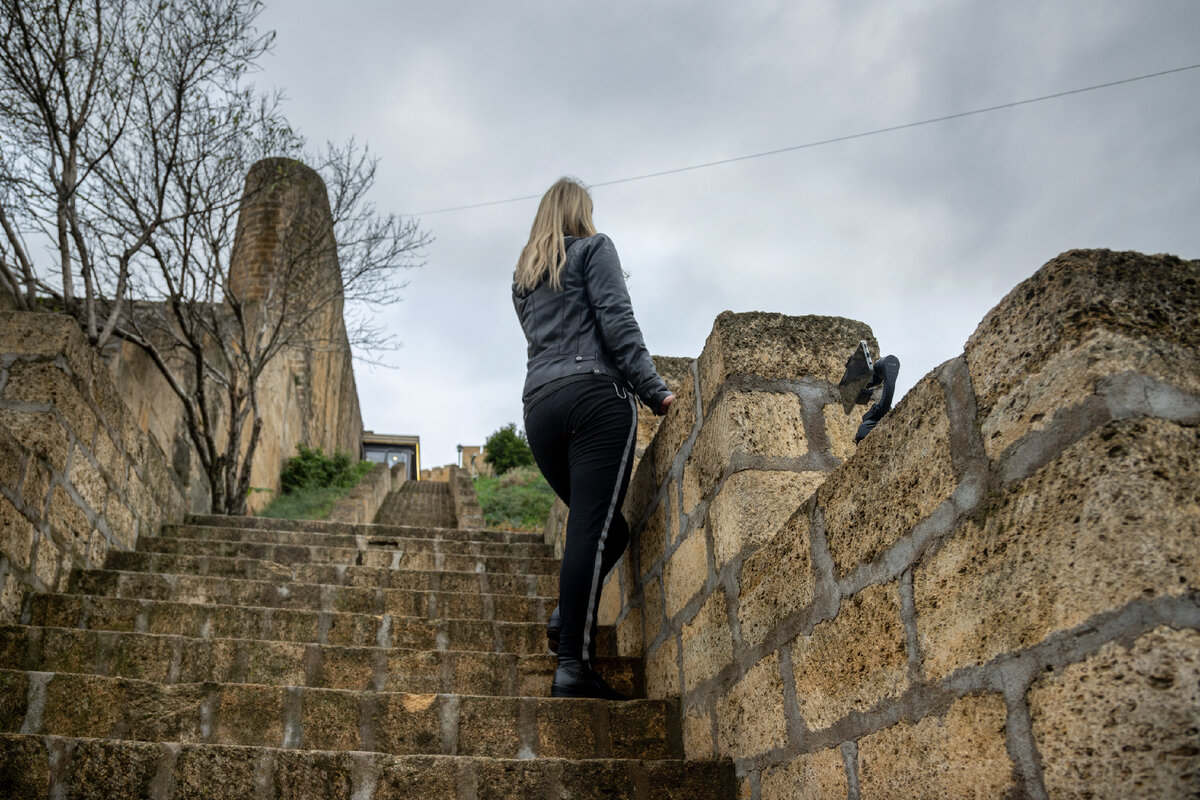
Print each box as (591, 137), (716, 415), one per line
(483, 423), (535, 475)
(259, 444), (374, 520)
(475, 465), (555, 531)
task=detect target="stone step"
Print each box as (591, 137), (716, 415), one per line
(100, 551), (559, 594)
(0, 670), (681, 760)
(0, 626), (641, 697)
(143, 528), (555, 560)
(185, 514), (544, 545)
(108, 548), (560, 580)
(24, 594), (617, 656)
(68, 570), (552, 622)
(0, 734), (734, 799)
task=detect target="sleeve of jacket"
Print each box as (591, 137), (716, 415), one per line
(582, 234), (672, 414)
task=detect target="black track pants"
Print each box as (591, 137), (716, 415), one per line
(525, 379), (638, 663)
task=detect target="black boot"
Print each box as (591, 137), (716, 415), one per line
(551, 657), (629, 701)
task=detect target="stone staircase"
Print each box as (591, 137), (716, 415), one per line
(375, 480), (457, 528)
(0, 508), (733, 797)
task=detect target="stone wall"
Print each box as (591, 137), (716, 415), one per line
(448, 465), (485, 530)
(601, 250), (1199, 798)
(326, 463), (392, 524)
(0, 313), (189, 624)
(104, 158), (363, 513)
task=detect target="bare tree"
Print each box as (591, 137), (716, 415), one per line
(0, 0), (429, 514)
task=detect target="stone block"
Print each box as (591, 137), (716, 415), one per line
(637, 501), (666, 579)
(648, 357), (698, 485)
(458, 697), (520, 757)
(174, 742), (259, 793)
(709, 470), (822, 570)
(682, 698), (713, 759)
(609, 699), (674, 759)
(371, 692), (443, 754)
(716, 651), (788, 759)
(681, 590), (733, 693)
(643, 574), (664, 644)
(374, 754), (457, 798)
(0, 427), (24, 489)
(60, 737), (159, 798)
(0, 732), (50, 796)
(822, 401), (860, 463)
(645, 634), (680, 699)
(32, 535), (61, 589)
(820, 376), (955, 578)
(664, 526), (709, 620)
(622, 450), (658, 527)
(759, 747), (848, 800)
(791, 582), (908, 730)
(0, 575), (26, 624)
(916, 418), (1200, 680)
(666, 479), (684, 545)
(0, 409), (69, 472)
(475, 759), (554, 799)
(0, 494), (35, 571)
(47, 486), (91, 557)
(300, 690), (360, 753)
(1029, 626), (1200, 799)
(686, 390), (809, 503)
(966, 250), (1200, 424)
(41, 674), (126, 738)
(857, 692), (1013, 798)
(214, 684), (285, 747)
(68, 447), (107, 514)
(3, 359), (97, 445)
(737, 510), (813, 647)
(0, 312), (88, 361)
(272, 750), (354, 800)
(696, 311), (875, 412)
(616, 604), (643, 657)
(537, 699), (596, 758)
(597, 571), (620, 626)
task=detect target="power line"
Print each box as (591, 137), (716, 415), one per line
(406, 62), (1200, 217)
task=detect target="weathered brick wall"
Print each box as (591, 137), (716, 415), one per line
(0, 313), (188, 623)
(448, 465), (485, 529)
(326, 462), (391, 524)
(603, 250), (1199, 798)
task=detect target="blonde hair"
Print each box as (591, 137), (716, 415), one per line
(514, 178), (597, 292)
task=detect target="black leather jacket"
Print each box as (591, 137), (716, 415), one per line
(513, 233), (671, 414)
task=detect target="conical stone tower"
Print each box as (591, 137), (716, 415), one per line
(0, 478), (734, 797)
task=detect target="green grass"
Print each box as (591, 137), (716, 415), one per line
(257, 444), (375, 520)
(475, 465), (556, 531)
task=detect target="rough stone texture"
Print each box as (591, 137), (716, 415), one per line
(646, 635), (680, 700)
(857, 693), (1013, 798)
(644, 574), (664, 644)
(791, 582), (908, 730)
(681, 591), (734, 693)
(966, 250), (1200, 428)
(737, 510), (813, 647)
(647, 357), (698, 486)
(758, 747), (848, 800)
(685, 390), (809, 503)
(683, 698), (714, 760)
(663, 526), (709, 621)
(0, 313), (190, 624)
(819, 375), (955, 578)
(708, 471), (823, 570)
(695, 312), (876, 413)
(638, 502), (667, 581)
(917, 417), (1199, 679)
(716, 651), (788, 760)
(822, 402), (861, 464)
(1029, 626), (1200, 799)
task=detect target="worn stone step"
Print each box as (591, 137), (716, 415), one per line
(0, 626), (641, 697)
(0, 734), (734, 799)
(142, 529), (556, 560)
(68, 570), (552, 622)
(103, 552), (560, 594)
(25, 594), (617, 656)
(0, 670), (682, 760)
(184, 514), (544, 545)
(108, 548), (561, 580)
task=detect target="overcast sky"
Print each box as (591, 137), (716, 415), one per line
(254, 0), (1200, 470)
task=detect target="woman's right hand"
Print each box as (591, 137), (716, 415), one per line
(659, 394), (675, 413)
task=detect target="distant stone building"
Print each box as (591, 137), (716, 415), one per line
(457, 444), (494, 478)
